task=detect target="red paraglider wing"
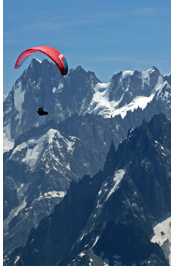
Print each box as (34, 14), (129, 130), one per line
(14, 46), (68, 76)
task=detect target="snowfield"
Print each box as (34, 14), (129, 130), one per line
(151, 216), (171, 265)
(86, 71), (166, 119)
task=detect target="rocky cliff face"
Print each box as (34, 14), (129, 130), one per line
(9, 114), (171, 266)
(3, 60), (171, 265)
(3, 59), (171, 150)
(3, 114), (122, 256)
(3, 60), (100, 144)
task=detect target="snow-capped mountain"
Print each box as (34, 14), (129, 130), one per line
(3, 59), (100, 151)
(87, 67), (168, 118)
(10, 114), (171, 266)
(3, 59), (171, 152)
(4, 114), (123, 256)
(3, 60), (171, 264)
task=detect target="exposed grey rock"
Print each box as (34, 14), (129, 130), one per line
(12, 114), (171, 266)
(3, 60), (171, 265)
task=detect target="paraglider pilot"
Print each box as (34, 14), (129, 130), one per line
(37, 107), (48, 116)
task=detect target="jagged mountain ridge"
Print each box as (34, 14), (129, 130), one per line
(13, 114), (171, 266)
(3, 60), (99, 148)
(4, 110), (171, 257)
(3, 60), (171, 264)
(4, 109), (154, 256)
(3, 113), (123, 256)
(3, 59), (171, 151)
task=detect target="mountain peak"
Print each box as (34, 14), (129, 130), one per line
(151, 65), (160, 73)
(13, 114), (171, 266)
(31, 58), (42, 65)
(128, 113), (168, 146)
(103, 140), (117, 176)
(28, 58), (43, 71)
(72, 65), (86, 73)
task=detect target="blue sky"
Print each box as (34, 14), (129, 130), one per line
(3, 0), (171, 94)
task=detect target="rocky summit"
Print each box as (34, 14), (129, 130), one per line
(3, 59), (171, 151)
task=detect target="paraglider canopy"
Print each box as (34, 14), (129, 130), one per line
(14, 46), (68, 76)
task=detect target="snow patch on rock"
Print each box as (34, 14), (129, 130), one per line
(14, 81), (25, 113)
(122, 70), (134, 79)
(106, 169), (125, 200)
(151, 215), (171, 265)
